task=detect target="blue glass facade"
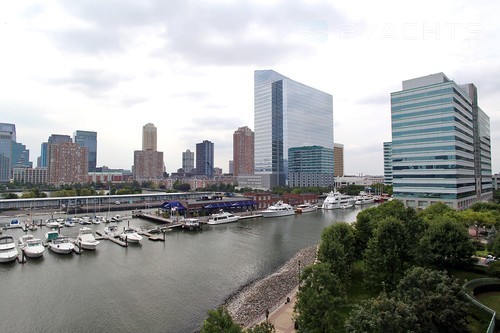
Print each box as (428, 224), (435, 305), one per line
(196, 140), (214, 178)
(391, 73), (492, 209)
(74, 130), (97, 172)
(383, 142), (392, 185)
(254, 70), (333, 188)
(0, 123), (16, 182)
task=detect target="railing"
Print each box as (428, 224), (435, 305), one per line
(463, 278), (498, 333)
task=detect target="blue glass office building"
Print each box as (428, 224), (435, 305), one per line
(254, 70), (333, 189)
(74, 130), (97, 172)
(383, 142), (393, 185)
(391, 73), (492, 210)
(196, 140), (214, 178)
(0, 123), (16, 182)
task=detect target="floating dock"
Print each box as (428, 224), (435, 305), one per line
(96, 231), (128, 247)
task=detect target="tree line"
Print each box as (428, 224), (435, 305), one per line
(201, 200), (500, 332)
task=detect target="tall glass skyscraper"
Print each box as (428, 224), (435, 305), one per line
(74, 130), (97, 172)
(0, 123), (16, 182)
(391, 73), (492, 210)
(196, 140), (214, 178)
(254, 70), (333, 189)
(383, 142), (392, 185)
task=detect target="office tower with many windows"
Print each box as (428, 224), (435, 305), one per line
(142, 123), (157, 151)
(383, 142), (393, 185)
(182, 149), (195, 174)
(233, 126), (254, 177)
(391, 73), (492, 210)
(196, 140), (214, 178)
(74, 130), (97, 172)
(0, 123), (16, 182)
(254, 70), (333, 189)
(288, 145), (334, 188)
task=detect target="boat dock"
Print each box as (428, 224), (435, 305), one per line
(96, 231), (128, 247)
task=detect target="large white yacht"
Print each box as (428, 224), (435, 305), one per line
(321, 190), (356, 210)
(0, 235), (18, 263)
(262, 201), (295, 218)
(207, 211), (240, 225)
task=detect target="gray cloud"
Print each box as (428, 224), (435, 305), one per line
(47, 69), (131, 98)
(50, 0), (347, 66)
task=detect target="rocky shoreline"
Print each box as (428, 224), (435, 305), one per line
(224, 245), (317, 327)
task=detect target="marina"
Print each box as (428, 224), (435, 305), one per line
(0, 205), (368, 332)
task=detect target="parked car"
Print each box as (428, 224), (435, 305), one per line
(485, 255), (497, 264)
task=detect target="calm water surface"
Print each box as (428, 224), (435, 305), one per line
(0, 207), (365, 333)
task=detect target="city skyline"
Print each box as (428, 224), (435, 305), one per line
(1, 1), (500, 175)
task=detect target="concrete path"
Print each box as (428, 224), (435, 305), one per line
(267, 289), (298, 333)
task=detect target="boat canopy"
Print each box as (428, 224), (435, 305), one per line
(202, 200), (256, 209)
(160, 201), (187, 211)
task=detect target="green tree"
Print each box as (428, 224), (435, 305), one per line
(317, 222), (355, 284)
(396, 267), (470, 333)
(345, 293), (418, 333)
(489, 233), (500, 256)
(419, 218), (475, 268)
(353, 200), (420, 256)
(2, 192), (19, 199)
(245, 321), (275, 333)
(201, 307), (242, 333)
(364, 217), (411, 292)
(294, 262), (346, 332)
(417, 202), (455, 224)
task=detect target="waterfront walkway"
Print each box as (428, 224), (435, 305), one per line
(267, 288), (297, 332)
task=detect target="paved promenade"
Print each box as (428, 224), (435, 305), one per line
(267, 288), (297, 333)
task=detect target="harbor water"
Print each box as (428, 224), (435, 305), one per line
(0, 207), (363, 333)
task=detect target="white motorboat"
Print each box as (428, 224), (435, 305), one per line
(6, 219), (22, 229)
(18, 235), (45, 258)
(48, 237), (75, 254)
(181, 218), (200, 230)
(74, 227), (100, 250)
(262, 201), (295, 218)
(104, 225), (120, 237)
(0, 235), (18, 263)
(65, 219), (76, 227)
(321, 190), (356, 210)
(93, 216), (105, 224)
(79, 217), (92, 225)
(207, 211), (240, 225)
(354, 192), (375, 205)
(111, 215), (122, 223)
(118, 228), (142, 243)
(295, 203), (318, 213)
(45, 219), (61, 228)
(45, 230), (59, 242)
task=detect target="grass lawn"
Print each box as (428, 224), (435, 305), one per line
(475, 291), (500, 313)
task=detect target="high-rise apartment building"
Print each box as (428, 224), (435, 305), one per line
(391, 73), (492, 210)
(383, 142), (393, 185)
(196, 140), (214, 178)
(74, 130), (97, 172)
(182, 149), (195, 174)
(288, 145), (335, 188)
(333, 143), (344, 177)
(48, 142), (88, 185)
(233, 126), (254, 177)
(142, 123), (157, 151)
(133, 150), (164, 180)
(254, 70), (333, 189)
(0, 123), (16, 182)
(134, 123), (164, 180)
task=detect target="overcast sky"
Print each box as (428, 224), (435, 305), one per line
(1, 0), (499, 176)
